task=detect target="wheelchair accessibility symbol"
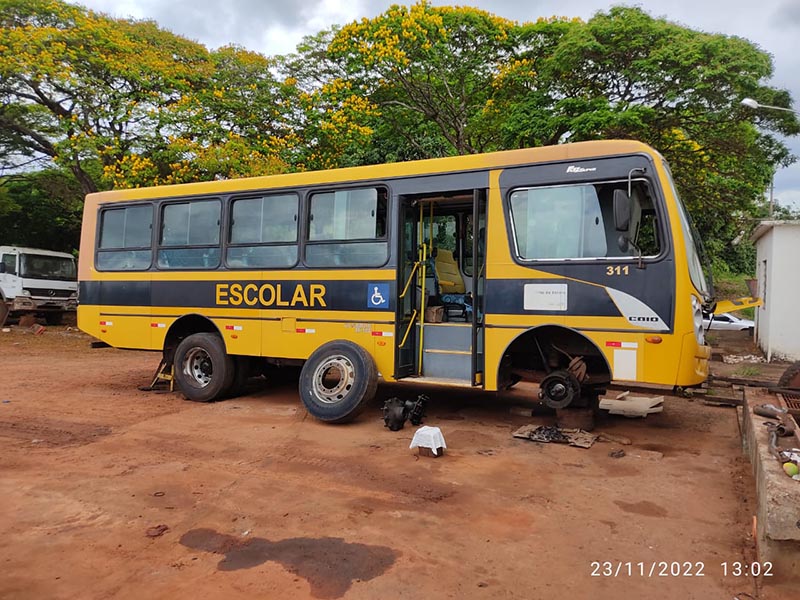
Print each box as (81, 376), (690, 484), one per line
(367, 283), (389, 309)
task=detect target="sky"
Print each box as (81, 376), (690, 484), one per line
(72, 0), (800, 210)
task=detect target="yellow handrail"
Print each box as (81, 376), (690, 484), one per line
(398, 261), (419, 299)
(398, 309), (418, 348)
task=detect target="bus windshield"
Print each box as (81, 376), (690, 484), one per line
(662, 161), (712, 301)
(20, 254), (77, 281)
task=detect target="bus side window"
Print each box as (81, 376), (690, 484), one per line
(508, 181), (661, 261)
(305, 187), (389, 268)
(96, 205), (153, 271)
(158, 199), (221, 270)
(227, 193), (299, 269)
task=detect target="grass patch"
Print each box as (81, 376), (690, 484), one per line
(734, 365), (762, 378)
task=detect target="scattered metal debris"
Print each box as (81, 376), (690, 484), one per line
(609, 449), (626, 459)
(754, 403), (788, 419)
(512, 425), (598, 449)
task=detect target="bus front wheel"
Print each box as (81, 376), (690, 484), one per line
(299, 341), (378, 423)
(174, 333), (235, 402)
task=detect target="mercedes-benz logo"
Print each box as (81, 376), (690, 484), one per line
(48, 290), (55, 296)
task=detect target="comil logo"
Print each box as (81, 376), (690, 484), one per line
(565, 165), (596, 173)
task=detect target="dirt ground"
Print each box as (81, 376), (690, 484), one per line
(0, 325), (795, 599)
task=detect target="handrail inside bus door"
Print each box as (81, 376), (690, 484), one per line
(398, 310), (418, 349)
(398, 261), (420, 350)
(398, 261), (419, 299)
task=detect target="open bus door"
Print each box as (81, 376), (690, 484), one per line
(394, 190), (487, 386)
(395, 201), (418, 379)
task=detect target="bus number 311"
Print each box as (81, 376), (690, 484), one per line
(606, 265), (630, 276)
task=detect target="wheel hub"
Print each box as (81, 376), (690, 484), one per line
(539, 370), (580, 409)
(184, 347), (213, 387)
(312, 355), (355, 404)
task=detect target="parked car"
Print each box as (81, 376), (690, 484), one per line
(702, 312), (754, 332)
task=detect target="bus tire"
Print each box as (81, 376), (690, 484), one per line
(174, 333), (235, 402)
(299, 340), (378, 423)
(226, 356), (252, 399)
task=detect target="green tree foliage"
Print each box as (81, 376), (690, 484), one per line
(499, 6), (798, 263)
(325, 2), (517, 157)
(1, 1), (797, 272)
(103, 45), (294, 187)
(311, 3), (797, 268)
(0, 169), (83, 252)
(0, 0), (212, 194)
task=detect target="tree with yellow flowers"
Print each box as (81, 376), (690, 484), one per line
(326, 1), (516, 157)
(0, 0), (214, 193)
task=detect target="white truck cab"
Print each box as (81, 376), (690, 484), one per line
(0, 246), (78, 326)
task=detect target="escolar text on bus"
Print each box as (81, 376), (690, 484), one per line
(215, 282), (327, 308)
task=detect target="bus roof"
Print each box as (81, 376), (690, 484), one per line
(87, 140), (657, 203)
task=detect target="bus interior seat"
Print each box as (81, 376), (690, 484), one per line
(432, 247), (472, 321)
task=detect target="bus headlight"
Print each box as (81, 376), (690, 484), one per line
(691, 295), (704, 345)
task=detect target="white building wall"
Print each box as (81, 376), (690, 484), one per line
(755, 229), (773, 357)
(755, 223), (800, 361)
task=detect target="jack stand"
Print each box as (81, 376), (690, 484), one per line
(139, 358), (175, 392)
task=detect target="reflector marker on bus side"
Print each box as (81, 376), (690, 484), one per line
(606, 341), (638, 349)
(150, 323), (166, 328)
(371, 331), (394, 337)
(99, 320), (113, 326)
(224, 325), (243, 331)
(295, 328), (316, 334)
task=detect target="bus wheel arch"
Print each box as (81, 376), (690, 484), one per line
(299, 340), (378, 424)
(498, 325), (612, 406)
(173, 332), (235, 402)
(164, 315), (234, 402)
(164, 314), (223, 358)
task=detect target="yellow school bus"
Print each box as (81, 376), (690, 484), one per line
(78, 140), (714, 422)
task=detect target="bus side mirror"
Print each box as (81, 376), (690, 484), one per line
(613, 189), (631, 232)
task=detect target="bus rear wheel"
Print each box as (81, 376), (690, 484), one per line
(174, 333), (235, 402)
(299, 341), (378, 423)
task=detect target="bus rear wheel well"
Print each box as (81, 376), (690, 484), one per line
(499, 325), (612, 391)
(164, 314), (222, 362)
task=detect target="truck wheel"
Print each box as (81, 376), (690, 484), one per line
(299, 340), (378, 423)
(174, 333), (235, 402)
(45, 312), (63, 326)
(0, 302), (7, 328)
